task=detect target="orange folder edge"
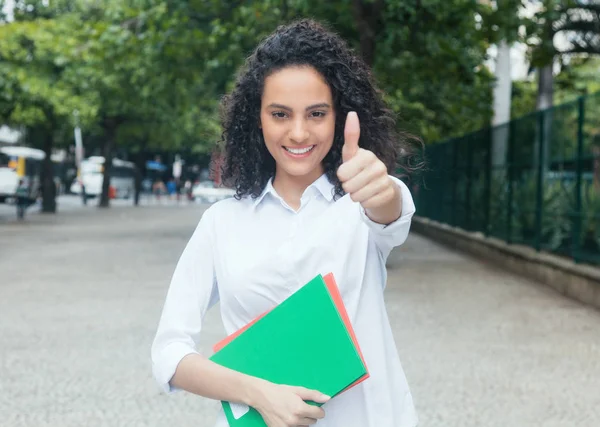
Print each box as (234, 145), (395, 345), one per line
(322, 273), (370, 393)
(211, 273), (370, 392)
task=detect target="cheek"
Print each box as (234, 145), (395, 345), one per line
(319, 119), (336, 147)
(261, 126), (281, 147)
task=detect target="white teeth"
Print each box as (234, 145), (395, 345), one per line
(284, 146), (315, 154)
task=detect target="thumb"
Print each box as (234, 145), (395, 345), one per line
(342, 111), (360, 163)
(292, 386), (331, 403)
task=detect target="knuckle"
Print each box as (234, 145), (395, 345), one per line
(375, 161), (387, 174)
(380, 176), (392, 189)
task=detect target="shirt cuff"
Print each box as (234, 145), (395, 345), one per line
(152, 342), (199, 394)
(359, 175), (416, 232)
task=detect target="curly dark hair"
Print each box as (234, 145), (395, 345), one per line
(219, 18), (422, 200)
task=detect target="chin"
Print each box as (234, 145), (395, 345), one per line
(280, 162), (322, 178)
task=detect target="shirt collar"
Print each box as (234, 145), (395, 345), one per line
(252, 173), (335, 209)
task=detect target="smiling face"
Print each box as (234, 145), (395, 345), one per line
(260, 66), (336, 186)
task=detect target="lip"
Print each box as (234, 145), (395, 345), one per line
(282, 145), (316, 159)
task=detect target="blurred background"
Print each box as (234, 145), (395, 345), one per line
(1, 1), (599, 427)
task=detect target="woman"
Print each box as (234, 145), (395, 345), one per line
(151, 19), (421, 427)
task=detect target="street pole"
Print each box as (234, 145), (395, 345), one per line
(73, 110), (86, 205)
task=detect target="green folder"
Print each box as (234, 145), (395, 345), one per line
(209, 274), (368, 427)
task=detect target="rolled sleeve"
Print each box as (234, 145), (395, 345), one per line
(152, 343), (200, 394)
(359, 175), (416, 259)
(150, 207), (219, 394)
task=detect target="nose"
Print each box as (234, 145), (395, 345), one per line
(289, 117), (309, 144)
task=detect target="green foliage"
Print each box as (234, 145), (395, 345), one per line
(0, 0), (505, 153)
(526, 0), (600, 67)
(0, 17), (96, 137)
(3, 0), (598, 155)
(372, 0), (495, 141)
(478, 0), (527, 45)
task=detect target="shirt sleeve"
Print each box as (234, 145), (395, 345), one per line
(359, 175), (416, 259)
(150, 207), (220, 394)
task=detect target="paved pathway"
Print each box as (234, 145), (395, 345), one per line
(1, 203), (599, 427)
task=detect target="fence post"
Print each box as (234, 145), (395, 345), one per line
(451, 140), (458, 226)
(535, 111), (546, 251)
(484, 127), (492, 236)
(465, 135), (473, 231)
(506, 121), (514, 244)
(573, 96), (585, 263)
(441, 144), (450, 223)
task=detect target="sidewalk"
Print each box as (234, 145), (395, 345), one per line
(1, 203), (599, 427)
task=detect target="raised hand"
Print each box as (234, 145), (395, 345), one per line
(337, 111), (397, 211)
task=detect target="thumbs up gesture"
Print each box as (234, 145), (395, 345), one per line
(337, 112), (402, 224)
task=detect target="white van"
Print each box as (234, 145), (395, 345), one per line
(70, 156), (135, 199)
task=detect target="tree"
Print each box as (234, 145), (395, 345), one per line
(59, 1), (208, 207)
(0, 16), (97, 213)
(527, 0), (600, 111)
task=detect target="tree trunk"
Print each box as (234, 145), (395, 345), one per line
(40, 130), (56, 213)
(536, 64), (554, 111)
(99, 119), (116, 208)
(351, 0), (384, 67)
(535, 64), (553, 169)
(491, 40), (513, 168)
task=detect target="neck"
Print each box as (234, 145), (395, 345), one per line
(272, 166), (324, 210)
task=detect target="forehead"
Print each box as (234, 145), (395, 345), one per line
(262, 66), (332, 105)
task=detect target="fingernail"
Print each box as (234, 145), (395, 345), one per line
(320, 394), (331, 400)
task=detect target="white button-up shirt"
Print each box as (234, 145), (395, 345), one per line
(151, 173), (418, 427)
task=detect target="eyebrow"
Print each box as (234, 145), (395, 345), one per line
(267, 103), (331, 111)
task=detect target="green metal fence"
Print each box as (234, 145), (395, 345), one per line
(414, 91), (600, 266)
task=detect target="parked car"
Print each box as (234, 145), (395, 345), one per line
(192, 180), (235, 203)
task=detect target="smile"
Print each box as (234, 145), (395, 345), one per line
(283, 145), (316, 155)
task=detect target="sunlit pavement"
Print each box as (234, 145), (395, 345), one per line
(1, 203), (599, 427)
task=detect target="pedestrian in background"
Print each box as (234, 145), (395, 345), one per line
(15, 179), (29, 220)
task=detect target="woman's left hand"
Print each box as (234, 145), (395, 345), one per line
(336, 111), (398, 211)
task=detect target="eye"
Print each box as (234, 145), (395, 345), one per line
(272, 111), (287, 119)
(310, 111), (326, 118)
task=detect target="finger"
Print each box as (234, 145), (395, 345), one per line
(342, 160), (387, 194)
(300, 403), (325, 420)
(297, 418), (318, 426)
(342, 111), (360, 163)
(360, 185), (396, 210)
(293, 387), (330, 404)
(337, 148), (374, 182)
(348, 175), (391, 204)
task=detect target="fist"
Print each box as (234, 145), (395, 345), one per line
(337, 112), (397, 210)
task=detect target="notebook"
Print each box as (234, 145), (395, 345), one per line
(209, 273), (369, 426)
